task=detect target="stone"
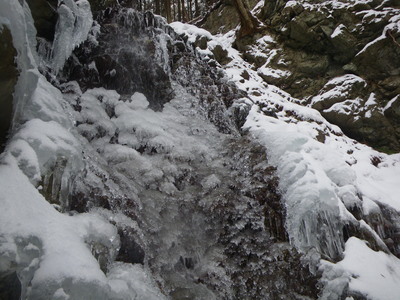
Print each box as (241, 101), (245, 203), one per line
(195, 35), (208, 50)
(295, 52), (329, 77)
(353, 36), (400, 80)
(330, 25), (358, 63)
(116, 228), (145, 264)
(288, 17), (318, 47)
(211, 44), (232, 65)
(202, 3), (239, 35)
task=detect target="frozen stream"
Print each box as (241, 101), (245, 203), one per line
(63, 78), (316, 299)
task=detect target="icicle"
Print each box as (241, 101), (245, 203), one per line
(50, 0), (93, 73)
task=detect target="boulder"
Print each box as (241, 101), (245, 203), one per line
(312, 75), (400, 152)
(211, 44), (232, 65)
(353, 34), (400, 80)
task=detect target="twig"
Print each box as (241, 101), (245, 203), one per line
(387, 30), (400, 48)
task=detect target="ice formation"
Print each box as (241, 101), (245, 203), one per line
(1, 0), (400, 299)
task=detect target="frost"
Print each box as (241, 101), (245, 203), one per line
(201, 174), (221, 190)
(0, 156), (119, 299)
(2, 1), (400, 299)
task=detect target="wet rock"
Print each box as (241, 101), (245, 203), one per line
(116, 228), (145, 264)
(0, 27), (18, 152)
(89, 0), (118, 12)
(26, 0), (58, 41)
(0, 272), (21, 300)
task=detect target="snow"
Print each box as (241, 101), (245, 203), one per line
(356, 11), (400, 57)
(331, 24), (346, 38)
(170, 22), (213, 43)
(129, 92), (150, 110)
(0, 154), (117, 299)
(257, 66), (291, 79)
(285, 1), (299, 8)
(0, 2), (167, 298)
(384, 95), (398, 111)
(337, 237), (400, 300)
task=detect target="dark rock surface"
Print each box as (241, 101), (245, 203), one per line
(26, 0), (58, 41)
(0, 27), (18, 152)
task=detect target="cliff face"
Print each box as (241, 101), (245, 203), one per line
(1, 1), (400, 299)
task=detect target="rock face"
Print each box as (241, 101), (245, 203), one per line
(212, 0), (400, 152)
(26, 0), (58, 41)
(0, 27), (18, 152)
(62, 9), (174, 111)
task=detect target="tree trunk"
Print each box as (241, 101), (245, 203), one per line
(164, 0), (172, 23)
(181, 0), (187, 22)
(194, 0), (199, 17)
(155, 0), (160, 15)
(232, 0), (259, 37)
(177, 0), (182, 21)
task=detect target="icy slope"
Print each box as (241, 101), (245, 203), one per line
(171, 16), (400, 299)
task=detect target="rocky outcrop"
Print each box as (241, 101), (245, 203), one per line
(311, 74), (400, 151)
(205, 0), (400, 152)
